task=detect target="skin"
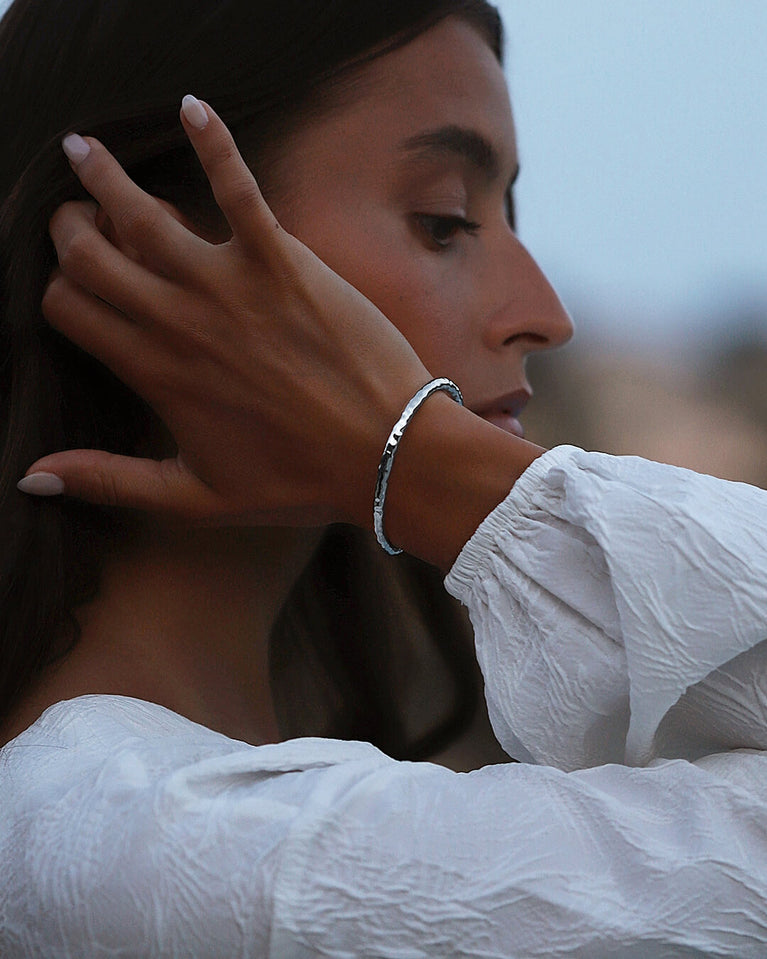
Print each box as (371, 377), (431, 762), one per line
(266, 18), (571, 406)
(3, 17), (572, 749)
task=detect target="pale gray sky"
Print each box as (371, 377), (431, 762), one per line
(497, 1), (767, 348)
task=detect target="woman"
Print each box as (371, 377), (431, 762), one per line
(0, 0), (520, 764)
(3, 1), (767, 956)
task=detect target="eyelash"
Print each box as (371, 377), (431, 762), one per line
(505, 190), (516, 231)
(414, 214), (481, 250)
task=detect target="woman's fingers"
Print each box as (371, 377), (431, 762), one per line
(179, 96), (281, 256)
(61, 133), (204, 280)
(24, 100), (427, 529)
(17, 451), (223, 518)
(49, 202), (173, 324)
(43, 271), (158, 387)
(60, 100), (280, 277)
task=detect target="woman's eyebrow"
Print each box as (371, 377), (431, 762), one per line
(399, 125), (502, 182)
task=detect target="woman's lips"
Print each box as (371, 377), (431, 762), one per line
(472, 389), (531, 438)
(480, 411), (525, 437)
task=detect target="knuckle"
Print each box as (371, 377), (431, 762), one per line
(218, 175), (261, 217)
(92, 462), (121, 508)
(159, 457), (184, 492)
(116, 204), (163, 245)
(40, 273), (65, 318)
(48, 201), (79, 240)
(58, 230), (98, 276)
(207, 134), (239, 170)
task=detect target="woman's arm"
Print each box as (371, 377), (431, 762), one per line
(24, 100), (541, 570)
(10, 440), (767, 957)
(253, 447), (767, 955)
(285, 448), (766, 956)
(446, 445), (767, 770)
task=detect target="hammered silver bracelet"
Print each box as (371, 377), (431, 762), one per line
(373, 377), (464, 555)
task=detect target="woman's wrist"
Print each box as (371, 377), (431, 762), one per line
(373, 378), (465, 556)
(378, 391), (545, 571)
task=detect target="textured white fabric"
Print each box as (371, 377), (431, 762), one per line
(3, 445), (767, 957)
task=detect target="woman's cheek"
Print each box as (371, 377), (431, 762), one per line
(306, 215), (475, 368)
(379, 249), (479, 367)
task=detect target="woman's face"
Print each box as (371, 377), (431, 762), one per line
(265, 16), (573, 435)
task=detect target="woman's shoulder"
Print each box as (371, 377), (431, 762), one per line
(0, 695), (390, 957)
(0, 694), (389, 879)
(1, 694), (242, 778)
(1, 693), (387, 794)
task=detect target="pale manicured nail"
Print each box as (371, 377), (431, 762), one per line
(62, 133), (91, 165)
(17, 473), (66, 496)
(181, 94), (209, 130)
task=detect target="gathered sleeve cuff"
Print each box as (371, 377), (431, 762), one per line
(445, 445), (767, 769)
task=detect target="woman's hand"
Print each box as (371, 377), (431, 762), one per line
(26, 98), (431, 530)
(22, 98), (542, 568)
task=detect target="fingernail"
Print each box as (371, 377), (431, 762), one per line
(181, 95), (209, 130)
(62, 133), (91, 165)
(17, 473), (66, 496)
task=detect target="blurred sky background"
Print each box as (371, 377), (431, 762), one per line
(496, 0), (767, 356)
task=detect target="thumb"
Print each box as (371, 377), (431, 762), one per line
(17, 450), (220, 517)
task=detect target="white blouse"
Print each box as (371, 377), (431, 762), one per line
(2, 445), (767, 958)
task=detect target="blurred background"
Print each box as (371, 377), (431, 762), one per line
(2, 0), (764, 485)
(497, 0), (767, 486)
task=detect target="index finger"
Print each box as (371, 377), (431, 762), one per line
(61, 133), (205, 281)
(179, 95), (283, 255)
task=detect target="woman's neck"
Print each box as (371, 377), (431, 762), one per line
(2, 524), (322, 746)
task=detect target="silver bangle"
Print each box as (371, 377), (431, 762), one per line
(373, 377), (464, 555)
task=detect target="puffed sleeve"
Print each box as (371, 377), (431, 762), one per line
(445, 445), (767, 769)
(267, 447), (767, 957)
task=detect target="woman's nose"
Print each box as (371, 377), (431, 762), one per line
(482, 236), (574, 354)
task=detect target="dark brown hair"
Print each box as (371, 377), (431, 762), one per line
(0, 0), (502, 756)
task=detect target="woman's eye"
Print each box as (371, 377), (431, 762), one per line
(505, 189), (516, 232)
(414, 214), (481, 249)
